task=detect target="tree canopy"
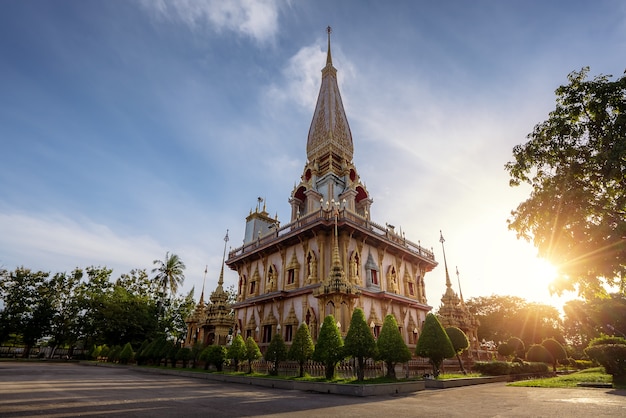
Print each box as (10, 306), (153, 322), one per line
(465, 295), (562, 347)
(152, 252), (186, 297)
(505, 67), (626, 298)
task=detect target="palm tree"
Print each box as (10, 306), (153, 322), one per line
(152, 252), (186, 297)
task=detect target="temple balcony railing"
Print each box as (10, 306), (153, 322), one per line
(228, 207), (435, 262)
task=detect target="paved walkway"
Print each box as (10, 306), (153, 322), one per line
(1, 361), (625, 417)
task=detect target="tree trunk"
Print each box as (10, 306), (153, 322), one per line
(299, 361), (305, 378)
(357, 357), (366, 381)
(325, 363), (336, 380)
(456, 354), (467, 374)
(386, 361), (396, 379)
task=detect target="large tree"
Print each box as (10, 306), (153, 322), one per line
(465, 295), (563, 347)
(0, 267), (54, 356)
(343, 308), (377, 381)
(563, 293), (626, 354)
(505, 68), (626, 298)
(151, 252), (186, 297)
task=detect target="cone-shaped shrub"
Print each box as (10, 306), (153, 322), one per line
(313, 315), (345, 380)
(227, 334), (246, 371)
(445, 326), (469, 374)
(344, 308), (377, 381)
(265, 333), (288, 376)
(415, 313), (455, 377)
(288, 323), (314, 377)
(377, 314), (412, 379)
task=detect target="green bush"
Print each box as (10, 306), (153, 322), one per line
(526, 344), (553, 364)
(313, 315), (345, 380)
(200, 345), (227, 371)
(472, 361), (511, 376)
(510, 361), (549, 375)
(415, 313), (455, 377)
(497, 342), (514, 358)
(377, 315), (412, 379)
(108, 345), (121, 363)
(572, 359), (594, 370)
(135, 340), (150, 365)
(245, 337), (262, 374)
(344, 308), (377, 381)
(588, 335), (626, 347)
(507, 337), (525, 359)
(264, 333), (288, 376)
(167, 342), (179, 367)
(227, 335), (247, 371)
(585, 344), (626, 386)
(119, 343), (134, 365)
(176, 347), (192, 368)
(288, 323), (315, 378)
(542, 338), (567, 371)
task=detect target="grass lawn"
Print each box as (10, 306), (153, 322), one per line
(508, 367), (614, 388)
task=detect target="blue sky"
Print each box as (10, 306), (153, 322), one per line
(1, 0), (625, 309)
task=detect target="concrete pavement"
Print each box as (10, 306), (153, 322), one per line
(1, 361), (625, 417)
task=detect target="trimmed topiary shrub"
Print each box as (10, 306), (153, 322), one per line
(415, 313), (455, 377)
(473, 361), (511, 376)
(377, 314), (412, 379)
(344, 308), (377, 381)
(445, 327), (470, 374)
(585, 339), (626, 387)
(245, 337), (262, 374)
(541, 338), (567, 371)
(497, 342), (514, 358)
(176, 347), (192, 368)
(201, 345), (227, 371)
(118, 342), (134, 365)
(288, 323), (315, 378)
(510, 361), (549, 375)
(526, 344), (553, 364)
(227, 334), (246, 371)
(108, 345), (121, 363)
(264, 333), (288, 376)
(507, 337), (526, 359)
(313, 315), (345, 380)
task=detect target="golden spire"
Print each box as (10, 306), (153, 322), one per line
(326, 26), (332, 66)
(199, 265), (207, 305)
(456, 266), (466, 305)
(217, 230), (229, 288)
(440, 230), (452, 289)
(306, 26), (354, 173)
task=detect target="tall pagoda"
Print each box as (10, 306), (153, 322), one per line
(225, 28), (438, 350)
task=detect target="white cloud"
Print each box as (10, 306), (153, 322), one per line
(140, 0), (280, 44)
(0, 211), (163, 274)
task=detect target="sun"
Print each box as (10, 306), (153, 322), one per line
(532, 257), (559, 283)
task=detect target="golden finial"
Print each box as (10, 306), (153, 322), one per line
(326, 26), (333, 66)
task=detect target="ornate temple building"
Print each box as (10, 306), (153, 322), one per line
(220, 29), (439, 352)
(436, 231), (480, 356)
